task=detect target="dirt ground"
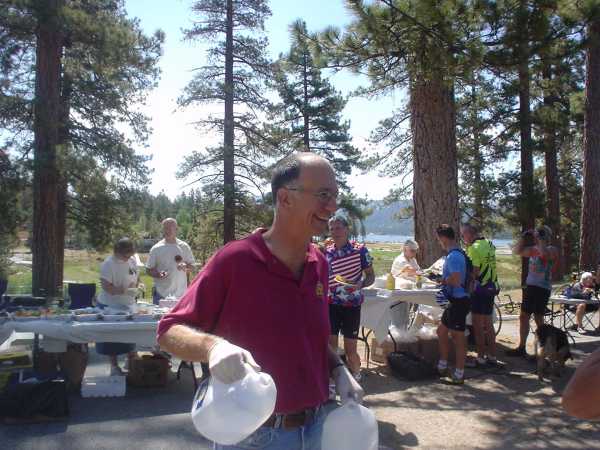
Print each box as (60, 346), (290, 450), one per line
(2, 320), (599, 450)
(359, 321), (600, 449)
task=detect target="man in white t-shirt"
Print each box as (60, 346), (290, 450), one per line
(146, 218), (195, 304)
(390, 239), (421, 281)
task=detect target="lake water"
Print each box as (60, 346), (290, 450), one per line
(362, 233), (513, 249)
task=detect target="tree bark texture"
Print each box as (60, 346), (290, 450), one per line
(542, 61), (563, 280)
(302, 52), (310, 150)
(32, 0), (64, 297)
(517, 2), (535, 287)
(222, 0), (235, 243)
(411, 76), (459, 267)
(579, 19), (600, 270)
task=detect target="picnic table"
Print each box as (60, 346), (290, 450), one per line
(0, 318), (159, 352)
(547, 295), (600, 330)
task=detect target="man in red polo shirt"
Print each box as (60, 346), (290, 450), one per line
(157, 153), (363, 450)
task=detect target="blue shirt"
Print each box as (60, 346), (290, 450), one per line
(442, 246), (468, 299)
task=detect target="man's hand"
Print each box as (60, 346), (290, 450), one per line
(208, 340), (261, 384)
(332, 365), (364, 404)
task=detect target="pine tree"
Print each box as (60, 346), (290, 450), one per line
(0, 0), (163, 295)
(579, 11), (600, 270)
(272, 19), (359, 186)
(316, 0), (484, 266)
(179, 0), (274, 244)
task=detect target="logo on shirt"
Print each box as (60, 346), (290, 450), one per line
(316, 282), (324, 297)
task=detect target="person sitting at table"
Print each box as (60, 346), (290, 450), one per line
(390, 239), (421, 281)
(567, 272), (598, 333)
(97, 238), (139, 376)
(326, 215), (375, 381)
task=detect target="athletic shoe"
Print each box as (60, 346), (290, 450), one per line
(465, 357), (487, 368)
(442, 374), (464, 385)
(437, 366), (450, 378)
(486, 358), (506, 369)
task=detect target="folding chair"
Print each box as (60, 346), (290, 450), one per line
(563, 302), (599, 331)
(67, 283), (96, 309)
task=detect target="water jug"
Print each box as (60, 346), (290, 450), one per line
(322, 400), (378, 450)
(191, 364), (277, 445)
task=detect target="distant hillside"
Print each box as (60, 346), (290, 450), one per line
(363, 200), (413, 235)
(362, 200), (514, 238)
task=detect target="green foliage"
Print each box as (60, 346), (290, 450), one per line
(0, 0), (164, 252)
(0, 150), (25, 279)
(271, 20), (360, 187)
(178, 0), (277, 237)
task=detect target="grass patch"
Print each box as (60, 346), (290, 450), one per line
(367, 244), (522, 290)
(6, 245), (524, 300)
(7, 251), (154, 300)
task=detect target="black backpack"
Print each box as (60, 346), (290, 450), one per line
(448, 248), (475, 294)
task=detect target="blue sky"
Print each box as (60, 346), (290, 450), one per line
(124, 0), (402, 199)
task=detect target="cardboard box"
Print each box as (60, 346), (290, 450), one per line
(370, 337), (419, 364)
(58, 344), (88, 389)
(127, 352), (170, 387)
(370, 337), (395, 364)
(0, 352), (31, 371)
(416, 337), (455, 365)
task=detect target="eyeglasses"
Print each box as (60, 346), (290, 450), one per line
(285, 186), (338, 203)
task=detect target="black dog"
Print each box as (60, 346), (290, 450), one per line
(535, 324), (572, 380)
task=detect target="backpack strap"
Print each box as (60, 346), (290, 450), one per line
(448, 248), (471, 290)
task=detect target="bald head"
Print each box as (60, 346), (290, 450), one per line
(271, 152), (333, 206)
(162, 218), (177, 242)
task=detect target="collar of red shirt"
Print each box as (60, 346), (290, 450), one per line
(246, 229), (321, 279)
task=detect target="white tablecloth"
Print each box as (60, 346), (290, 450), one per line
(0, 319), (159, 351)
(361, 288), (438, 343)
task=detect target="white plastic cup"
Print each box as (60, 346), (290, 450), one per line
(191, 364), (277, 445)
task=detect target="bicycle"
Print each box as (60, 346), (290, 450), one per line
(495, 293), (520, 315)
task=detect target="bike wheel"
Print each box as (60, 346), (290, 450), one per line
(493, 301), (502, 336)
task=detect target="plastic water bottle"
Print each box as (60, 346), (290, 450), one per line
(191, 364), (277, 445)
(386, 273), (395, 290)
(322, 400), (378, 450)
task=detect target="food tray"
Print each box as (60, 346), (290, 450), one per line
(75, 314), (100, 322)
(42, 314), (73, 321)
(100, 314), (131, 322)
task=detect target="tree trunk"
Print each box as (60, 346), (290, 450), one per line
(579, 18), (600, 270)
(222, 0), (235, 243)
(517, 1), (535, 288)
(302, 51), (310, 150)
(411, 76), (459, 267)
(542, 60), (563, 280)
(32, 0), (64, 298)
